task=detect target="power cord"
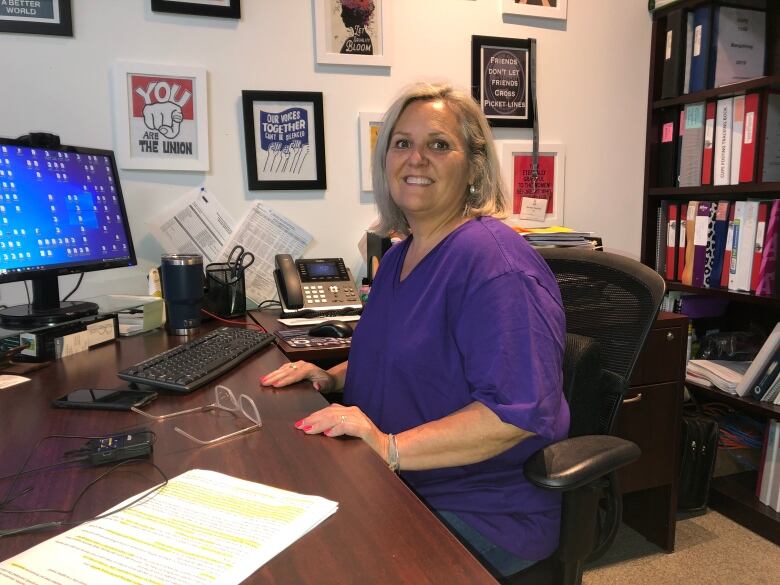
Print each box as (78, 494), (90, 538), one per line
(61, 273), (85, 301)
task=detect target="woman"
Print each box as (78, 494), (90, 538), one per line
(261, 83), (569, 578)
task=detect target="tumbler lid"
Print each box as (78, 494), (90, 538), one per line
(161, 253), (203, 266)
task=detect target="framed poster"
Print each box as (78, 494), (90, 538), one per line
(501, 0), (567, 21)
(471, 35), (533, 128)
(242, 91), (326, 191)
(500, 141), (565, 227)
(359, 112), (383, 191)
(151, 0), (241, 19)
(0, 0), (72, 36)
(112, 62), (210, 171)
(314, 0), (392, 66)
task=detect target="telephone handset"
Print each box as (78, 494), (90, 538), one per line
(273, 254), (362, 314)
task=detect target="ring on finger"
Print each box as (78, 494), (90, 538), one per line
(340, 414), (347, 424)
(289, 363), (298, 370)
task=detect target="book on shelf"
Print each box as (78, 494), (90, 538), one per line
(761, 91), (780, 182)
(739, 92), (761, 183)
(661, 8), (687, 99)
(709, 7), (767, 88)
(730, 95), (746, 184)
(679, 102), (706, 187)
(714, 97), (733, 186)
(734, 322), (780, 397)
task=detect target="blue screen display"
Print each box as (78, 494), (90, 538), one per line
(0, 144), (133, 278)
(308, 262), (338, 277)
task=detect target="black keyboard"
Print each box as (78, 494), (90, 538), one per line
(117, 327), (275, 393)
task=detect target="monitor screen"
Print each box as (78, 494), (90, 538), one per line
(0, 137), (136, 327)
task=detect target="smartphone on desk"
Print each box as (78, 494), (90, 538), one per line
(52, 388), (158, 411)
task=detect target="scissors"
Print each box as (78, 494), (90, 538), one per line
(227, 245), (255, 278)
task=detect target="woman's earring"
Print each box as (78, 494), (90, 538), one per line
(469, 184), (477, 195)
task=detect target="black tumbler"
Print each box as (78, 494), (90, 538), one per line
(160, 254), (204, 335)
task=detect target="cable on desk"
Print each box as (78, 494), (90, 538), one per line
(200, 308), (268, 333)
(0, 459), (169, 538)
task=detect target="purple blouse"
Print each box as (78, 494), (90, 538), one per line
(344, 217), (569, 560)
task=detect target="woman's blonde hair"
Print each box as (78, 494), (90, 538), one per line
(372, 82), (507, 235)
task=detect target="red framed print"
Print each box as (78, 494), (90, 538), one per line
(500, 141), (565, 227)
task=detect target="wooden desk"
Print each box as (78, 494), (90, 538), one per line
(0, 326), (496, 584)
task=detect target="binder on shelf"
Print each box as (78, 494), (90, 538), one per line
(735, 200), (759, 292)
(751, 200), (770, 292)
(758, 420), (779, 507)
(721, 203), (736, 288)
(661, 8), (687, 99)
(735, 322), (780, 397)
(750, 348), (780, 401)
(656, 201), (669, 276)
(692, 201), (715, 287)
(709, 7), (767, 88)
(701, 102), (716, 185)
(658, 108), (680, 187)
(761, 92), (780, 183)
(739, 93), (761, 183)
(709, 201), (730, 289)
(682, 201), (698, 286)
(689, 5), (712, 93)
(714, 97), (733, 186)
(679, 102), (706, 187)
(682, 11), (694, 94)
(729, 95), (745, 185)
(666, 202), (680, 281)
(702, 202), (718, 288)
(756, 199), (779, 297)
(678, 202), (688, 281)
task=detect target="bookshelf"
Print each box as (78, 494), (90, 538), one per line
(642, 0), (780, 545)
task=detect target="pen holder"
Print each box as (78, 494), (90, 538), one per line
(204, 262), (247, 319)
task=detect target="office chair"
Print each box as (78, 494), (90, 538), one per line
(503, 248), (666, 585)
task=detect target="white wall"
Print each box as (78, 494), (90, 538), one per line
(0, 0), (652, 306)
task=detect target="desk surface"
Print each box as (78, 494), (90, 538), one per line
(0, 323), (496, 584)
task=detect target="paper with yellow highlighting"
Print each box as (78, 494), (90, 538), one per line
(0, 469), (338, 585)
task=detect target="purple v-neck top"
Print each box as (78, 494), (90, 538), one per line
(344, 217), (569, 560)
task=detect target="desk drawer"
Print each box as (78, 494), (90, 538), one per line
(629, 326), (686, 387)
(615, 382), (679, 493)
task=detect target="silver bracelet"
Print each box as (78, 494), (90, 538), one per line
(387, 433), (400, 473)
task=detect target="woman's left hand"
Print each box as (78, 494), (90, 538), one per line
(295, 404), (387, 459)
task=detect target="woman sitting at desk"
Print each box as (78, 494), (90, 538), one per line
(261, 82), (569, 577)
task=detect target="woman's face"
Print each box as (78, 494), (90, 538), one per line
(385, 100), (472, 225)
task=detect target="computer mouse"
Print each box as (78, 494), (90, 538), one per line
(308, 320), (353, 338)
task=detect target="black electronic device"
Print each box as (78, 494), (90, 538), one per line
(84, 430), (154, 465)
(0, 135), (137, 328)
(52, 388), (158, 411)
(308, 320), (353, 338)
(117, 326), (275, 393)
(274, 254), (362, 315)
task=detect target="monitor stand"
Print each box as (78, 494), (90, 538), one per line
(0, 276), (98, 329)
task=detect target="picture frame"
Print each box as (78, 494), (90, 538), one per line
(0, 0), (72, 36)
(151, 0), (241, 19)
(242, 91), (327, 191)
(501, 0), (567, 21)
(314, 0), (392, 67)
(471, 35), (533, 128)
(359, 112), (383, 191)
(500, 141), (565, 227)
(112, 61), (210, 171)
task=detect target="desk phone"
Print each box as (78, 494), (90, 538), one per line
(274, 254), (362, 316)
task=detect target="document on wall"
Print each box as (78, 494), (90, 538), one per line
(0, 469), (338, 585)
(149, 187), (236, 265)
(223, 202), (312, 304)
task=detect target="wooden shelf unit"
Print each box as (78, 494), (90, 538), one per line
(642, 0), (780, 545)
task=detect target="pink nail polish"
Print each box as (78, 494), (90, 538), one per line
(313, 382), (321, 391)
(303, 425), (313, 431)
(294, 419), (303, 428)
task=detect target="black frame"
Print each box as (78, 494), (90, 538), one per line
(471, 35), (534, 128)
(151, 0), (240, 19)
(0, 0), (72, 36)
(241, 90), (327, 191)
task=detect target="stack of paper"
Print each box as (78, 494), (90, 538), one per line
(686, 359), (750, 394)
(512, 226), (600, 248)
(0, 469), (338, 585)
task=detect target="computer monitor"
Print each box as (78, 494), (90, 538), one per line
(0, 137), (137, 328)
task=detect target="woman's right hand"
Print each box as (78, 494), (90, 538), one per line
(260, 361), (337, 392)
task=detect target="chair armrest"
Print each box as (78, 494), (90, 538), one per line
(523, 435), (641, 492)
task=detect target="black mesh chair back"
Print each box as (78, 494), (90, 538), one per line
(538, 248), (666, 435)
